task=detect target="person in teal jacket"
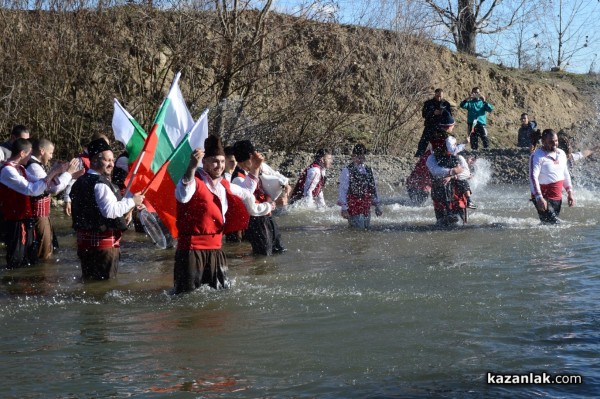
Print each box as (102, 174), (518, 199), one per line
(459, 87), (494, 150)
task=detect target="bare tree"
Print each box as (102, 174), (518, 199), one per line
(539, 0), (600, 71)
(423, 0), (527, 55)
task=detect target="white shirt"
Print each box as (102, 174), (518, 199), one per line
(86, 169), (135, 219)
(303, 166), (326, 208)
(176, 169), (272, 222)
(63, 154), (88, 203)
(446, 136), (466, 156)
(337, 163), (381, 210)
(25, 156), (72, 194)
(0, 161), (48, 196)
(529, 148), (572, 197)
(426, 154), (470, 181)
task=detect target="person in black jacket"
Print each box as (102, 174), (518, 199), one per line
(415, 88), (453, 157)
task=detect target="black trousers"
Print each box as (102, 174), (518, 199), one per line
(78, 247), (120, 280)
(4, 219), (38, 269)
(468, 123), (489, 150)
(173, 249), (229, 293)
(535, 198), (562, 224)
(246, 215), (284, 256)
(415, 125), (436, 157)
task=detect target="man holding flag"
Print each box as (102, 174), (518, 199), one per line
(71, 139), (144, 280)
(173, 135), (273, 293)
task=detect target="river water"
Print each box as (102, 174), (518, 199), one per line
(1, 164), (599, 398)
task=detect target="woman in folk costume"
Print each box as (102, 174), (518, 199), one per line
(289, 148), (333, 208)
(173, 135), (273, 293)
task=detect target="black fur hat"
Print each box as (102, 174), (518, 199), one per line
(233, 140), (255, 162)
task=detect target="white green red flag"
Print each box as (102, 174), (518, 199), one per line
(143, 109), (209, 238)
(112, 99), (147, 163)
(124, 71), (194, 196)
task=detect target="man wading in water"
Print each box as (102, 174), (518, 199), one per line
(529, 129), (574, 224)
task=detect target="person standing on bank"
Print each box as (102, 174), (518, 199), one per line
(415, 88), (453, 157)
(460, 87), (494, 150)
(174, 136), (274, 293)
(289, 148), (333, 208)
(516, 113), (538, 150)
(529, 129), (574, 224)
(338, 144), (383, 229)
(26, 139), (82, 260)
(0, 138), (68, 268)
(70, 138), (144, 280)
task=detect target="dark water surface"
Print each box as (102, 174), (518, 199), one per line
(1, 179), (600, 398)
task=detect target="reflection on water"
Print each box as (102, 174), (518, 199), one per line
(1, 183), (600, 397)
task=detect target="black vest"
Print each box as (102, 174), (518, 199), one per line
(347, 163), (376, 197)
(71, 173), (128, 232)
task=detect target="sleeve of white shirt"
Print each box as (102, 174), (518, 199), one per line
(176, 177), (197, 204)
(229, 183), (272, 216)
(303, 167), (321, 204)
(49, 172), (74, 194)
(455, 156), (471, 180)
(62, 158), (85, 202)
(0, 166), (47, 196)
(94, 183), (135, 219)
(571, 151), (584, 163)
(261, 163), (289, 186)
(426, 154), (451, 178)
(529, 152), (542, 197)
(337, 167), (350, 210)
(26, 163), (71, 194)
(446, 136), (465, 156)
(232, 173), (258, 193)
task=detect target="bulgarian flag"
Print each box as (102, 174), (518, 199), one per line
(112, 98), (147, 164)
(124, 71), (194, 196)
(142, 109), (209, 238)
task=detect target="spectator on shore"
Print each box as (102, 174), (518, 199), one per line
(460, 87), (494, 150)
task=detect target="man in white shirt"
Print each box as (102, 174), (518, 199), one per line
(289, 148), (333, 208)
(337, 144), (382, 229)
(71, 138), (144, 280)
(173, 136), (274, 293)
(26, 139), (82, 259)
(529, 129), (574, 224)
(0, 139), (68, 268)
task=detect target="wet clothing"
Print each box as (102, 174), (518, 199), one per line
(460, 98), (493, 150)
(338, 162), (381, 228)
(416, 98), (452, 156)
(232, 164), (286, 255)
(406, 150), (432, 205)
(529, 147), (572, 224)
(290, 162), (327, 207)
(71, 170), (134, 280)
(517, 121), (538, 148)
(0, 161), (49, 267)
(426, 154), (469, 223)
(175, 169), (271, 292)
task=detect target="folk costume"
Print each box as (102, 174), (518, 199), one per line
(426, 151), (470, 224)
(289, 161), (327, 207)
(174, 136), (272, 293)
(26, 156), (72, 260)
(0, 160), (50, 268)
(232, 140), (287, 256)
(71, 139), (135, 280)
(337, 144), (381, 229)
